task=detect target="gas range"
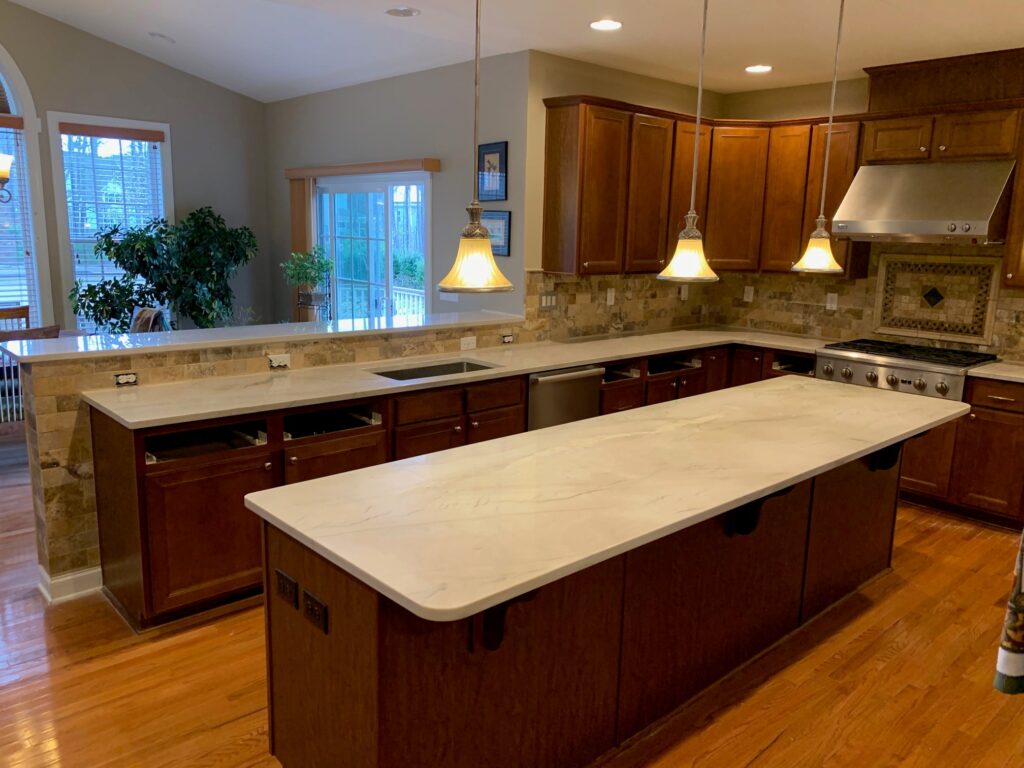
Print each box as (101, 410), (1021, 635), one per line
(815, 339), (998, 400)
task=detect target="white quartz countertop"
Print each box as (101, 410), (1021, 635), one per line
(0, 310), (523, 363)
(82, 329), (823, 429)
(968, 361), (1024, 385)
(245, 376), (969, 622)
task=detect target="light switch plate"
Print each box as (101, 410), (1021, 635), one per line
(460, 335), (477, 351)
(743, 286), (755, 303)
(825, 292), (838, 311)
(679, 285), (689, 301)
(607, 287), (615, 305)
(268, 354), (290, 369)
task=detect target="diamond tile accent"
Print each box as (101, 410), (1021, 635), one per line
(922, 287), (945, 308)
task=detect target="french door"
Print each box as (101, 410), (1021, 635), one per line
(316, 172), (429, 329)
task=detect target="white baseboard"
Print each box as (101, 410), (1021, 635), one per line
(37, 564), (102, 604)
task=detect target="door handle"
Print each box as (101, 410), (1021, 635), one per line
(987, 395), (1017, 403)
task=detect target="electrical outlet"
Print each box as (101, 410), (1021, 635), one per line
(267, 354), (290, 369)
(679, 285), (689, 301)
(113, 372), (138, 387)
(825, 292), (838, 311)
(302, 590), (329, 634)
(501, 333), (514, 344)
(439, 291), (459, 303)
(460, 335), (477, 351)
(743, 285), (755, 303)
(275, 569), (298, 609)
(607, 287), (615, 305)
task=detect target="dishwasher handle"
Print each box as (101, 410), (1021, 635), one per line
(530, 367), (606, 386)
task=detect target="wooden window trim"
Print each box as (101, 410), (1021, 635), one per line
(57, 122), (165, 143)
(0, 115), (24, 130)
(285, 158), (440, 180)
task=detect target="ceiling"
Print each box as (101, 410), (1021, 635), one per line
(12, 0), (1024, 103)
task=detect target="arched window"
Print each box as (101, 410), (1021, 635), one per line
(0, 72), (42, 327)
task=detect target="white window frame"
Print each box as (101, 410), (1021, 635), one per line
(47, 111), (174, 329)
(0, 43), (53, 326)
(315, 170), (433, 319)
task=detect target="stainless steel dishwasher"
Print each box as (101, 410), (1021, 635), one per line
(527, 366), (606, 430)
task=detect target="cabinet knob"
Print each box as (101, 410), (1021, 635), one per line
(753, 356), (760, 362)
(670, 381), (678, 388)
(938, 145), (947, 151)
(659, 259), (665, 265)
(583, 261), (590, 269)
(919, 146), (927, 152)
(289, 456), (298, 465)
(453, 425), (463, 433)
(969, 413), (977, 420)
(471, 420), (480, 429)
(1008, 273), (1015, 280)
(709, 355), (716, 361)
(264, 461), (273, 470)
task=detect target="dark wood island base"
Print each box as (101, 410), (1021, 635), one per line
(261, 445), (902, 768)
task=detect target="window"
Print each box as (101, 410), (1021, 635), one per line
(0, 116), (41, 327)
(315, 172), (429, 329)
(50, 115), (173, 330)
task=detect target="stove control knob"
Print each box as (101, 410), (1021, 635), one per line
(822, 363), (835, 376)
(865, 370), (879, 384)
(913, 378), (927, 391)
(886, 373), (899, 387)
(935, 381), (950, 396)
(840, 367), (854, 380)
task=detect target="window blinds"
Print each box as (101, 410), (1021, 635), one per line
(0, 125), (41, 327)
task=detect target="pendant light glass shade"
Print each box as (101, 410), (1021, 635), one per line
(659, 213), (719, 282)
(0, 153), (12, 204)
(438, 205), (513, 292)
(792, 215), (844, 273)
(437, 0), (513, 293)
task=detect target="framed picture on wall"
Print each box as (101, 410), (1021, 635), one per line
(481, 210), (511, 257)
(478, 141), (507, 201)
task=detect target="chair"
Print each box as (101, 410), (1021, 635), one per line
(0, 317), (58, 424)
(0, 306), (30, 331)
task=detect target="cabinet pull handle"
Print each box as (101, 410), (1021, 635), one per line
(453, 425), (463, 433)
(938, 145), (947, 151)
(264, 461), (273, 470)
(969, 413), (977, 420)
(987, 395), (1017, 403)
(753, 356), (761, 362)
(471, 421), (480, 429)
(919, 146), (927, 152)
(289, 456), (298, 465)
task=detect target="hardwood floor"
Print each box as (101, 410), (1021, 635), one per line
(1, 429), (1022, 766)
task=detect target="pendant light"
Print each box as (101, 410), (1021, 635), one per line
(0, 153), (12, 204)
(658, 0), (718, 283)
(792, 0), (846, 274)
(438, 0), (513, 293)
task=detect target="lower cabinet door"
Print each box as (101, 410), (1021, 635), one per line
(600, 379), (645, 414)
(645, 373), (679, 404)
(701, 347), (731, 392)
(900, 420), (957, 498)
(677, 368), (708, 398)
(467, 405), (525, 444)
(144, 451), (276, 616)
(394, 416), (467, 460)
(617, 481), (812, 739)
(950, 407), (1024, 519)
(283, 430), (388, 484)
(730, 346), (764, 386)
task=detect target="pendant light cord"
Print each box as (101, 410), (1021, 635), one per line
(471, 0), (482, 208)
(818, 0), (846, 220)
(688, 0), (709, 217)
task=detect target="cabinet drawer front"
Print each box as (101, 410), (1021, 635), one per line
(284, 430), (388, 484)
(645, 374), (679, 405)
(465, 377), (523, 413)
(933, 110), (1019, 159)
(862, 117), (934, 162)
(394, 387), (463, 425)
(394, 416), (466, 460)
(144, 452), (274, 615)
(467, 405), (525, 444)
(966, 378), (1024, 413)
(601, 379), (645, 414)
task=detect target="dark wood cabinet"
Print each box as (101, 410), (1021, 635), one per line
(729, 346), (765, 386)
(802, 121), (861, 269)
(467, 405), (525, 444)
(283, 430), (388, 484)
(666, 121), (711, 261)
(644, 373), (679, 405)
(899, 421), (957, 499)
(932, 109), (1019, 159)
(861, 116), (934, 162)
(600, 378), (645, 414)
(617, 481), (812, 739)
(701, 347), (730, 392)
(144, 451), (275, 616)
(542, 102), (631, 274)
(394, 416), (467, 460)
(704, 126), (770, 271)
(950, 407), (1024, 519)
(760, 124), (812, 272)
(624, 113), (674, 273)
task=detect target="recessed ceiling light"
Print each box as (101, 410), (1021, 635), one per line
(590, 19), (623, 31)
(386, 6), (421, 17)
(745, 64), (773, 74)
(148, 31), (176, 45)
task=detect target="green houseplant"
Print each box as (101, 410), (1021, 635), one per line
(281, 245), (332, 322)
(70, 207), (258, 333)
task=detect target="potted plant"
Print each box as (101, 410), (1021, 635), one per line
(281, 245), (332, 322)
(70, 207), (258, 333)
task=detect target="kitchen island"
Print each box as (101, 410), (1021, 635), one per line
(245, 376), (968, 768)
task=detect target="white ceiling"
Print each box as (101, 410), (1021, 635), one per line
(12, 0), (1024, 103)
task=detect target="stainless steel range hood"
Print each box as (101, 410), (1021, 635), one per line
(832, 159), (1015, 244)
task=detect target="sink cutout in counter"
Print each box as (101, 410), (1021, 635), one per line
(372, 359), (498, 381)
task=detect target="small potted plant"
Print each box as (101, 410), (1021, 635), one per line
(281, 245), (332, 322)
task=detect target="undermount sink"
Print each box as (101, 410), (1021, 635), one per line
(372, 359), (497, 381)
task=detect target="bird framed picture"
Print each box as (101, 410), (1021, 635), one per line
(481, 210), (511, 257)
(477, 141), (508, 201)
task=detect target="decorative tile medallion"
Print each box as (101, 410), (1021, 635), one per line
(874, 254), (1000, 344)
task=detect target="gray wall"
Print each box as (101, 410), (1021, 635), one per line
(264, 52), (530, 321)
(717, 78), (869, 120)
(0, 0), (270, 326)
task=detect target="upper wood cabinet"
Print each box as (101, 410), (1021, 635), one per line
(543, 103), (631, 275)
(624, 114), (674, 273)
(666, 121), (711, 261)
(862, 110), (1019, 163)
(704, 126), (770, 271)
(802, 121), (861, 270)
(760, 125), (812, 272)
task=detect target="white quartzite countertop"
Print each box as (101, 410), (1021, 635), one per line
(82, 329), (822, 429)
(968, 361), (1024, 385)
(244, 376), (969, 622)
